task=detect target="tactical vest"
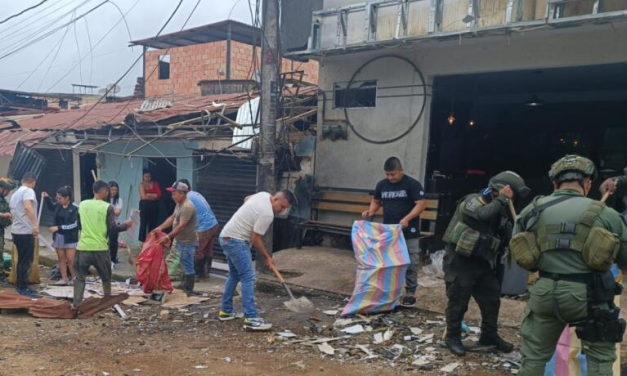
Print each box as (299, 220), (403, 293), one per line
(511, 198), (619, 271)
(443, 195), (501, 260)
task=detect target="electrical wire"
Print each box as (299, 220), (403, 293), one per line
(0, 0), (67, 37)
(0, 0), (107, 62)
(82, 18), (94, 85)
(37, 12), (75, 92)
(0, 0), (50, 26)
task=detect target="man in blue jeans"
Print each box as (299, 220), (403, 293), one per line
(153, 182), (198, 296)
(218, 190), (294, 331)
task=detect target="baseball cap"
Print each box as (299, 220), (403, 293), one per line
(166, 181), (190, 193)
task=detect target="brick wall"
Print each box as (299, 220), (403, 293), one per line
(145, 40), (319, 97)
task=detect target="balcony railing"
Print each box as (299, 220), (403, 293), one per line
(302, 0), (627, 54)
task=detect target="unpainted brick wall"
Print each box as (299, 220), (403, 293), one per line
(145, 40), (318, 97)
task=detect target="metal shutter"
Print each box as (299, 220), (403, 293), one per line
(196, 154), (257, 261)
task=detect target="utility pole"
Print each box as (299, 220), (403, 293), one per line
(257, 0), (280, 272)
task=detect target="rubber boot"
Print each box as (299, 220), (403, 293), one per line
(194, 257), (205, 280)
(445, 337), (466, 357)
(184, 274), (195, 297)
(205, 257), (212, 279)
(478, 334), (514, 353)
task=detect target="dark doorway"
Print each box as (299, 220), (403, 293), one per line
(145, 157), (177, 229)
(79, 153), (97, 201)
(426, 63), (627, 244)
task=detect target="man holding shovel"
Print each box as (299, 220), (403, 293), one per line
(218, 190), (294, 331)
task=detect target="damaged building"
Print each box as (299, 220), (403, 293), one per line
(281, 0), (627, 249)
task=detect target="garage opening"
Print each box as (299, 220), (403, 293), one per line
(426, 63), (627, 239)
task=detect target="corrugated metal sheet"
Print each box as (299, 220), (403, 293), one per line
(233, 97), (260, 150)
(0, 130), (49, 156)
(196, 154), (257, 261)
(138, 99), (173, 112)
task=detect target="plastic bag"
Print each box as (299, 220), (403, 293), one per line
(341, 221), (410, 317)
(135, 231), (173, 293)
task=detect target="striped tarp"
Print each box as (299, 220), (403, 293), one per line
(341, 220), (410, 317)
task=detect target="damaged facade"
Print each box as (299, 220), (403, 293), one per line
(282, 0), (627, 247)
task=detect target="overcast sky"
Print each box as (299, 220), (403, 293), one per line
(0, 0), (254, 96)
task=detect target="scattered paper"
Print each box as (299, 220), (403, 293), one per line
(412, 359), (430, 366)
(468, 326), (481, 334)
(403, 336), (412, 341)
(278, 331), (297, 338)
(194, 365), (208, 369)
(340, 324), (364, 334)
(417, 333), (434, 343)
(426, 320), (444, 325)
(323, 310), (339, 316)
(383, 329), (394, 341)
(223, 357), (232, 363)
(333, 318), (354, 327)
(441, 362), (460, 373)
(425, 347), (436, 352)
(365, 326), (373, 332)
(317, 342), (335, 355)
(356, 345), (375, 357)
(373, 333), (384, 344)
(410, 327), (423, 335)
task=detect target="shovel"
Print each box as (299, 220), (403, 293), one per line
(269, 265), (314, 313)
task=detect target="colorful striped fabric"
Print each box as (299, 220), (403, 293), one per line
(341, 220), (411, 317)
(544, 265), (622, 376)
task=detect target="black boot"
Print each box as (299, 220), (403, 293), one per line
(184, 274), (195, 297)
(478, 334), (514, 353)
(445, 337), (466, 357)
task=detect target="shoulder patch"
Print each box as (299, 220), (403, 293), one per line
(464, 197), (483, 212)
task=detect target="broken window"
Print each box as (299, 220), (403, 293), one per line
(333, 80), (377, 108)
(158, 54), (170, 80)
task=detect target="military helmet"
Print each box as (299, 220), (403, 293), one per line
(489, 171), (530, 199)
(0, 177), (15, 191)
(549, 155), (597, 182)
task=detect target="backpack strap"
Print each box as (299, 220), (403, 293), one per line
(538, 201), (605, 252)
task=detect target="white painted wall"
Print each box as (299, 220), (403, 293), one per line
(314, 21), (627, 192)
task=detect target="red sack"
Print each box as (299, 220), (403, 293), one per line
(136, 231), (173, 293)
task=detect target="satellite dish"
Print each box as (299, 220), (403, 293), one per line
(105, 84), (121, 94)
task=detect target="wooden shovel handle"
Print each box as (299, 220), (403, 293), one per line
(601, 191), (611, 203)
(269, 264), (285, 284)
(508, 199), (517, 220)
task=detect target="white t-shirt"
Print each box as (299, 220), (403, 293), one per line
(221, 192), (274, 241)
(10, 185), (38, 235)
(110, 198), (123, 219)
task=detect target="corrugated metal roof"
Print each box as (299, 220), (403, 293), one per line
(0, 130), (49, 156)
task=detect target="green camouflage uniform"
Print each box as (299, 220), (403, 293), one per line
(516, 189), (627, 375)
(0, 194), (11, 279)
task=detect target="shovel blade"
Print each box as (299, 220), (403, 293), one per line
(283, 296), (315, 313)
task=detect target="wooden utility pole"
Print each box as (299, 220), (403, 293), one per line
(257, 0), (280, 272)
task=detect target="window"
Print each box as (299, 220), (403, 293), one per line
(158, 54), (170, 80)
(333, 80), (377, 108)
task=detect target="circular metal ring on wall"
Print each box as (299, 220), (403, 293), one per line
(343, 55), (427, 144)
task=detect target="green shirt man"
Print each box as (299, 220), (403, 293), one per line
(514, 155), (627, 376)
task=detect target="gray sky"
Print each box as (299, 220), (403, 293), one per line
(0, 0), (254, 96)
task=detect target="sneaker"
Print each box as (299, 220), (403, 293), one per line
(218, 310), (244, 322)
(111, 262), (115, 271)
(15, 288), (38, 298)
(244, 317), (273, 331)
(399, 295), (417, 308)
(53, 279), (68, 286)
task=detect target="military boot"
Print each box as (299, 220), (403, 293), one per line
(445, 337), (466, 357)
(194, 257), (206, 280)
(205, 257), (212, 278)
(478, 334), (514, 353)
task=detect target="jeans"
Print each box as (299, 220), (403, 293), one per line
(220, 237), (257, 318)
(177, 242), (198, 276)
(73, 250), (111, 308)
(405, 238), (420, 294)
(12, 234), (34, 290)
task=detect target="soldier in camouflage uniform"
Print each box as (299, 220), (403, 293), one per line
(0, 178), (15, 285)
(513, 155), (627, 376)
(442, 171), (530, 356)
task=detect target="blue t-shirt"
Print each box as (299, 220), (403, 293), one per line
(187, 191), (218, 232)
